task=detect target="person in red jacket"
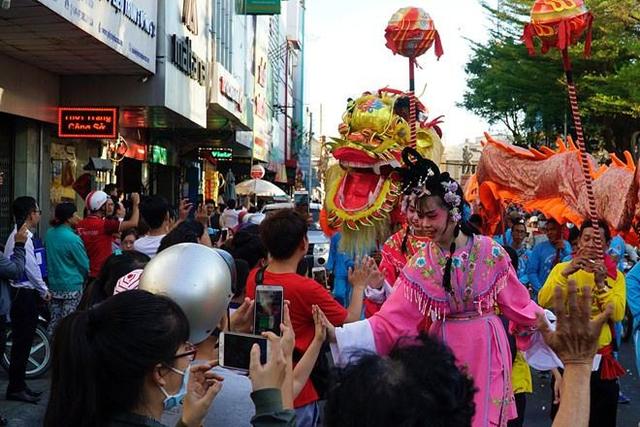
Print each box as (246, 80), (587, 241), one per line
(77, 191), (140, 280)
(246, 209), (380, 427)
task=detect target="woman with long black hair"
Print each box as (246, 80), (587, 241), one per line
(44, 290), (221, 427)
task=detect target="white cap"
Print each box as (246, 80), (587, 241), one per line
(86, 191), (109, 211)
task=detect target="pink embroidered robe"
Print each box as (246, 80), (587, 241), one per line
(334, 235), (542, 427)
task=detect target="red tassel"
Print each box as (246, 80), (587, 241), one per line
(584, 13), (593, 58)
(522, 24), (536, 56)
(434, 31), (444, 60)
(557, 20), (568, 51)
(598, 345), (626, 380)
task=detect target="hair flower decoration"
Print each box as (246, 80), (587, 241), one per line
(450, 207), (462, 223)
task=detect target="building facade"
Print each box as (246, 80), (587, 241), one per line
(0, 0), (305, 240)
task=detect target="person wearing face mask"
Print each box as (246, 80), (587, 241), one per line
(44, 202), (90, 336)
(44, 290), (222, 427)
(322, 148), (544, 427)
(363, 195), (432, 317)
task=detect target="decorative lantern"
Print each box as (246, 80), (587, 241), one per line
(522, 0), (593, 59)
(385, 7), (443, 60)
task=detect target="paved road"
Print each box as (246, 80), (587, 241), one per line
(1, 340), (639, 426)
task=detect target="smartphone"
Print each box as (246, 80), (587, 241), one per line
(219, 332), (269, 373)
(220, 228), (228, 241)
(254, 285), (284, 335)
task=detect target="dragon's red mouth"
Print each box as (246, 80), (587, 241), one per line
(334, 169), (385, 212)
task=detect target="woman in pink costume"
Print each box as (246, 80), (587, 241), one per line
(364, 197), (431, 317)
(326, 148), (543, 427)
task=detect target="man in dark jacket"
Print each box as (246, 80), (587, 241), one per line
(0, 222), (27, 423)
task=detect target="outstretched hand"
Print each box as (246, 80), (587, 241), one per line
(536, 280), (612, 365)
(348, 256), (384, 289)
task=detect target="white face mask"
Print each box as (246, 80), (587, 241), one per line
(159, 365), (190, 411)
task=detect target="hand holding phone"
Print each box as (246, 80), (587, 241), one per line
(249, 332), (287, 392)
(219, 332), (269, 374)
(254, 285), (284, 336)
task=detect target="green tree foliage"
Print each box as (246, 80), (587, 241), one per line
(462, 0), (640, 153)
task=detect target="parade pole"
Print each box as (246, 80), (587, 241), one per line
(409, 59), (417, 146)
(562, 48), (602, 256)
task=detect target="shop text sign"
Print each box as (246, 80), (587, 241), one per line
(171, 35), (207, 86)
(38, 0), (157, 73)
(58, 107), (118, 139)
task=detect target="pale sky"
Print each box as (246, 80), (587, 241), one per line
(305, 0), (501, 148)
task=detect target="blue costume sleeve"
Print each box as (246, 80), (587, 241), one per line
(527, 245), (542, 292)
(626, 263), (640, 321)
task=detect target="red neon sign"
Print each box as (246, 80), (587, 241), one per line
(58, 107), (118, 139)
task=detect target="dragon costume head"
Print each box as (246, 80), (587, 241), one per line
(324, 88), (444, 254)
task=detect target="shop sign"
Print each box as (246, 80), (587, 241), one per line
(237, 0), (281, 15)
(253, 136), (269, 162)
(171, 35), (207, 86)
(38, 0), (157, 73)
(254, 93), (267, 119)
(236, 131), (254, 149)
(149, 145), (168, 165)
(124, 142), (147, 161)
(219, 74), (243, 113)
(209, 148), (233, 162)
(58, 107), (118, 139)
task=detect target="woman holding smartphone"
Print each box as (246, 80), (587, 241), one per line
(45, 290), (222, 427)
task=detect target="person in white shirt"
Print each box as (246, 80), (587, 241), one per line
(220, 199), (244, 230)
(4, 196), (50, 404)
(134, 196), (173, 258)
(134, 197), (193, 258)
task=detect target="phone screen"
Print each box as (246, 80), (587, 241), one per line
(220, 229), (228, 241)
(254, 287), (284, 335)
(220, 333), (267, 371)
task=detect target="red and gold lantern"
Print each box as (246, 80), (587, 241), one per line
(384, 7), (443, 60)
(522, 0), (593, 58)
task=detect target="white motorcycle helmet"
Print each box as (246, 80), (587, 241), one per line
(139, 243), (235, 344)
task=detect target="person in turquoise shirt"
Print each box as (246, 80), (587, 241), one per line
(44, 202), (89, 336)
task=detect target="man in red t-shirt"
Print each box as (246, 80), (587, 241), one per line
(77, 191), (140, 279)
(246, 209), (368, 425)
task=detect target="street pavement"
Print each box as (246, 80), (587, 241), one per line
(1, 340), (639, 426)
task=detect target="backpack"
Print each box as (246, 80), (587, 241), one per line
(255, 267), (333, 399)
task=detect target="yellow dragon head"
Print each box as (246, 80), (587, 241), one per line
(324, 88), (444, 254)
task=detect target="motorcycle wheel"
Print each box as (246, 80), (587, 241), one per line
(1, 323), (52, 378)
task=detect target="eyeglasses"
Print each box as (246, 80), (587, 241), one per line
(173, 341), (197, 361)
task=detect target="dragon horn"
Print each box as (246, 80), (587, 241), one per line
(610, 153), (626, 168)
(624, 151), (635, 170)
(567, 135), (578, 151)
(556, 137), (567, 152)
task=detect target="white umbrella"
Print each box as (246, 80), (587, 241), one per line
(235, 178), (287, 197)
